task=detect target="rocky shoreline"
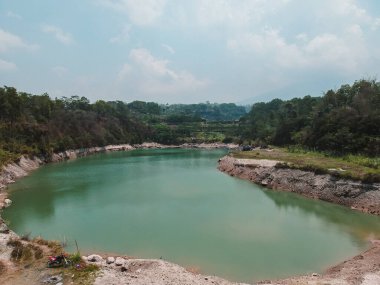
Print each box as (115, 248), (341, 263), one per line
(218, 155), (380, 215)
(1, 145), (380, 284)
(0, 142), (238, 198)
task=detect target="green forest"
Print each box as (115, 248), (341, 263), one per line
(240, 79), (379, 156)
(0, 87), (244, 165)
(0, 79), (379, 166)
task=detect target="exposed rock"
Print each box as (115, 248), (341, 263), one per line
(87, 254), (103, 262)
(0, 156), (44, 190)
(95, 258), (250, 285)
(181, 143), (239, 149)
(105, 144), (135, 152)
(134, 142), (173, 149)
(0, 223), (9, 233)
(42, 274), (63, 284)
(106, 256), (115, 264)
(4, 199), (12, 207)
(218, 156), (380, 215)
(115, 256), (125, 266)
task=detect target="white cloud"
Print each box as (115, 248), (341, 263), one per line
(52, 66), (68, 77)
(117, 63), (132, 80)
(0, 29), (35, 52)
(193, 0), (294, 28)
(0, 58), (17, 71)
(99, 0), (167, 26)
(110, 24), (131, 43)
(317, 0), (380, 31)
(42, 25), (74, 45)
(161, 43), (175, 54)
(372, 18), (380, 30)
(6, 11), (22, 20)
(118, 48), (207, 97)
(228, 26), (368, 72)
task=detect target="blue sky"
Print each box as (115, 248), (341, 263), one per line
(0, 0), (379, 104)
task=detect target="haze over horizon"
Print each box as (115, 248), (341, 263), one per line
(1, 0), (380, 104)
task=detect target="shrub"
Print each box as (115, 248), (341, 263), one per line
(70, 252), (82, 264)
(10, 243), (33, 262)
(7, 238), (22, 248)
(34, 247), (43, 259)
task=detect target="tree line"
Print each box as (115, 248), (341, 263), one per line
(1, 79), (378, 165)
(0, 87), (152, 161)
(240, 79), (380, 156)
(0, 88), (244, 163)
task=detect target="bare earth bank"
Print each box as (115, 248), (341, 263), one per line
(217, 156), (380, 215)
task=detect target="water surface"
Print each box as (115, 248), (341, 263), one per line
(4, 149), (380, 282)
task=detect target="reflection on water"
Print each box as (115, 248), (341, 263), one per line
(4, 149), (380, 282)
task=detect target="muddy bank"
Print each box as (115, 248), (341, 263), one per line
(218, 156), (380, 215)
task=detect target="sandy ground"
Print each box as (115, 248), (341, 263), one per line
(93, 258), (249, 285)
(1, 238), (380, 285)
(89, 240), (380, 285)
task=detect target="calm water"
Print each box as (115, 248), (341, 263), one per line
(4, 149), (380, 282)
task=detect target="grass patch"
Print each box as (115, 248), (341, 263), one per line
(68, 263), (99, 285)
(231, 147), (380, 182)
(69, 252), (83, 264)
(9, 242), (33, 262)
(7, 238), (46, 262)
(32, 236), (63, 254)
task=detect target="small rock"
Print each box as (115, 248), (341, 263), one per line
(312, 272), (319, 277)
(0, 223), (9, 233)
(56, 283), (63, 285)
(115, 257), (125, 266)
(106, 256), (115, 264)
(87, 254), (103, 262)
(4, 199), (12, 207)
(42, 275), (63, 284)
(121, 266), (128, 272)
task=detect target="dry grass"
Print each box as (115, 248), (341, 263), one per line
(231, 148), (380, 182)
(68, 263), (99, 285)
(32, 236), (63, 254)
(7, 238), (46, 262)
(9, 243), (33, 262)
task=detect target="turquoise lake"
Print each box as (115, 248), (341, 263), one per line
(3, 149), (380, 282)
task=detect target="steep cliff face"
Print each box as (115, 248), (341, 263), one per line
(218, 156), (380, 215)
(0, 145), (136, 193)
(0, 156), (43, 191)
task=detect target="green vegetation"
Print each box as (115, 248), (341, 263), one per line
(6, 238), (42, 262)
(1, 79), (379, 181)
(0, 87), (246, 167)
(232, 147), (380, 182)
(240, 79), (380, 156)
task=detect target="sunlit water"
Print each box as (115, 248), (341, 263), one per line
(3, 149), (380, 282)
